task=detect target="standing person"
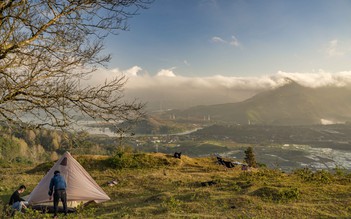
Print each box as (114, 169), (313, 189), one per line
(9, 185), (27, 212)
(48, 170), (67, 218)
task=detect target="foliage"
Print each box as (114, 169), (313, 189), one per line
(0, 127), (59, 163)
(294, 168), (334, 184)
(0, 134), (20, 162)
(252, 186), (300, 203)
(161, 196), (184, 212)
(0, 158), (11, 168)
(106, 152), (172, 169)
(0, 125), (117, 163)
(26, 161), (55, 174)
(104, 146), (178, 169)
(75, 203), (97, 218)
(244, 146), (257, 167)
(12, 208), (51, 219)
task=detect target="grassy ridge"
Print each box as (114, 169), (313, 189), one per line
(1, 153), (351, 218)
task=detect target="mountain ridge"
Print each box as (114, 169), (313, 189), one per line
(158, 80), (351, 125)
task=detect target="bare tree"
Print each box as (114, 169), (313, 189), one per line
(0, 0), (151, 129)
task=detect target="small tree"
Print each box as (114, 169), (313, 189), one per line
(244, 146), (257, 168)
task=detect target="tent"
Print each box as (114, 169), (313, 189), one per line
(27, 151), (110, 209)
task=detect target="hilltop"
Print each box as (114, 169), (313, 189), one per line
(156, 80), (351, 125)
(1, 152), (350, 218)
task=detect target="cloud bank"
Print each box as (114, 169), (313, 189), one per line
(88, 67), (351, 111)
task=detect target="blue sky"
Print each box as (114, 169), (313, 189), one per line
(91, 0), (351, 110)
(105, 0), (351, 77)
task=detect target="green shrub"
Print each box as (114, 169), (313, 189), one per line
(13, 208), (51, 219)
(280, 187), (300, 201)
(161, 196), (183, 212)
(252, 186), (299, 203)
(106, 153), (171, 169)
(0, 159), (11, 168)
(333, 166), (347, 176)
(294, 168), (334, 184)
(238, 168), (282, 182)
(14, 157), (33, 165)
(75, 203), (97, 218)
(26, 161), (55, 174)
(75, 156), (107, 171)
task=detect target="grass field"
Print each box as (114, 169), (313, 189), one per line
(1, 152), (351, 218)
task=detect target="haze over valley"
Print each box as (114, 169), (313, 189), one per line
(73, 0), (351, 173)
(80, 79), (351, 172)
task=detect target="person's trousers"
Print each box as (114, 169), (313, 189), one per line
(53, 189), (67, 216)
(12, 201), (23, 212)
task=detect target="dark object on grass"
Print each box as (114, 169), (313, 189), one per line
(201, 180), (217, 187)
(217, 157), (235, 168)
(174, 152), (182, 159)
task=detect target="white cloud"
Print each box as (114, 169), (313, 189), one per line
(211, 36), (226, 44)
(326, 39), (343, 57)
(156, 68), (176, 77)
(273, 70), (351, 87)
(212, 35), (240, 47)
(125, 66), (142, 76)
(85, 67), (351, 110)
(325, 39), (351, 57)
(81, 66), (143, 87)
(229, 35), (240, 47)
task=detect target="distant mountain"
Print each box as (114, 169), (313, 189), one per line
(158, 80), (351, 125)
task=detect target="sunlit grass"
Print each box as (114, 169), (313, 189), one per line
(1, 153), (350, 218)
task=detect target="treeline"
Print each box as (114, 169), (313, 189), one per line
(107, 116), (189, 135)
(0, 126), (114, 164)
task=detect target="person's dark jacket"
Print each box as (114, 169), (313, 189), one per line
(9, 190), (24, 205)
(48, 173), (67, 196)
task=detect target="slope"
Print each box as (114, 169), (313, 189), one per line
(163, 81), (351, 125)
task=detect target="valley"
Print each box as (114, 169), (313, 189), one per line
(86, 123), (351, 172)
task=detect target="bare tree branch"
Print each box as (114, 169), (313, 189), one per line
(0, 0), (151, 129)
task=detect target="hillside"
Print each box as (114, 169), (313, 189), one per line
(159, 81), (351, 125)
(1, 152), (350, 218)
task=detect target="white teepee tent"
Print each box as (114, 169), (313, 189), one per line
(27, 151), (110, 208)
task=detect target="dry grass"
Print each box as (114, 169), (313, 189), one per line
(1, 153), (351, 218)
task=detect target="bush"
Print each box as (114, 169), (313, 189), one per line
(0, 159), (11, 168)
(238, 168), (282, 182)
(75, 156), (108, 171)
(26, 161), (55, 174)
(161, 196), (184, 212)
(252, 186), (299, 203)
(294, 168), (334, 184)
(106, 152), (171, 169)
